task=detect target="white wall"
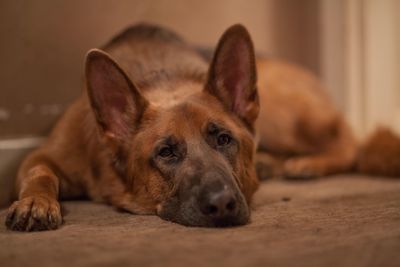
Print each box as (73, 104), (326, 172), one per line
(320, 0), (400, 137)
(364, 0), (400, 134)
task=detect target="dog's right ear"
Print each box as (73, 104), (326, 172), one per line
(85, 49), (148, 140)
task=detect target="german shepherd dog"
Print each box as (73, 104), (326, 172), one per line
(5, 23), (396, 231)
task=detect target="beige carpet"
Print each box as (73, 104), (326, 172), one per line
(1, 175), (400, 267)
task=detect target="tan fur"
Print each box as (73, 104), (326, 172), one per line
(255, 59), (357, 179)
(6, 24), (259, 231)
(5, 23), (397, 231)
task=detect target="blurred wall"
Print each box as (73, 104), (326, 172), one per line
(0, 0), (320, 206)
(0, 0), (320, 138)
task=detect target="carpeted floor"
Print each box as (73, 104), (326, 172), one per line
(1, 175), (400, 267)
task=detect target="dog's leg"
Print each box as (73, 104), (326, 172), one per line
(6, 151), (62, 231)
(255, 152), (286, 180)
(283, 121), (357, 179)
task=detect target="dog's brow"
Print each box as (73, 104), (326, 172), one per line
(155, 135), (176, 147)
(207, 120), (231, 133)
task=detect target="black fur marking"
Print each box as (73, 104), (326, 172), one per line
(105, 23), (184, 48)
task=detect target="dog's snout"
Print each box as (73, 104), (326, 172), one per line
(200, 188), (238, 219)
(159, 176), (250, 227)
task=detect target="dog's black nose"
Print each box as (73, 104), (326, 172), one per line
(200, 189), (237, 219)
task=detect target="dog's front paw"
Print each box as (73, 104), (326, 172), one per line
(5, 196), (62, 231)
(283, 158), (321, 180)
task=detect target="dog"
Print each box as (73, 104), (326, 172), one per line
(5, 23), (399, 231)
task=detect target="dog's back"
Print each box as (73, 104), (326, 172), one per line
(102, 24), (207, 91)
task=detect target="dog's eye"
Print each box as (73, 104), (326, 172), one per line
(217, 133), (232, 146)
(158, 146), (174, 158)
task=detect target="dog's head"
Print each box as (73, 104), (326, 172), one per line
(85, 25), (259, 227)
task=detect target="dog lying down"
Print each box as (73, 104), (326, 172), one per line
(5, 23), (400, 231)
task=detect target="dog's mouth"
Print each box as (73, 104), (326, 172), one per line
(156, 191), (250, 228)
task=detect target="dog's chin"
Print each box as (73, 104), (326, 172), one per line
(156, 199), (250, 228)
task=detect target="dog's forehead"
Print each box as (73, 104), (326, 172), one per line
(164, 102), (221, 135)
(143, 81), (202, 108)
(149, 94), (236, 139)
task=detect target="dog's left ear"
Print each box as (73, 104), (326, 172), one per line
(205, 24), (259, 129)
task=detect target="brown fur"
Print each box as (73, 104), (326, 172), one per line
(255, 59), (357, 179)
(5, 23), (397, 231)
(6, 24), (259, 231)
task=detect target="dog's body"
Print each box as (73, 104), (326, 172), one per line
(6, 24), (359, 231)
(256, 59), (357, 179)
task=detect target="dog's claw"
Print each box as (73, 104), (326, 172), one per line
(5, 196), (62, 232)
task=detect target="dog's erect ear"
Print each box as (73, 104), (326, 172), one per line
(205, 24), (259, 129)
(86, 49), (148, 140)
